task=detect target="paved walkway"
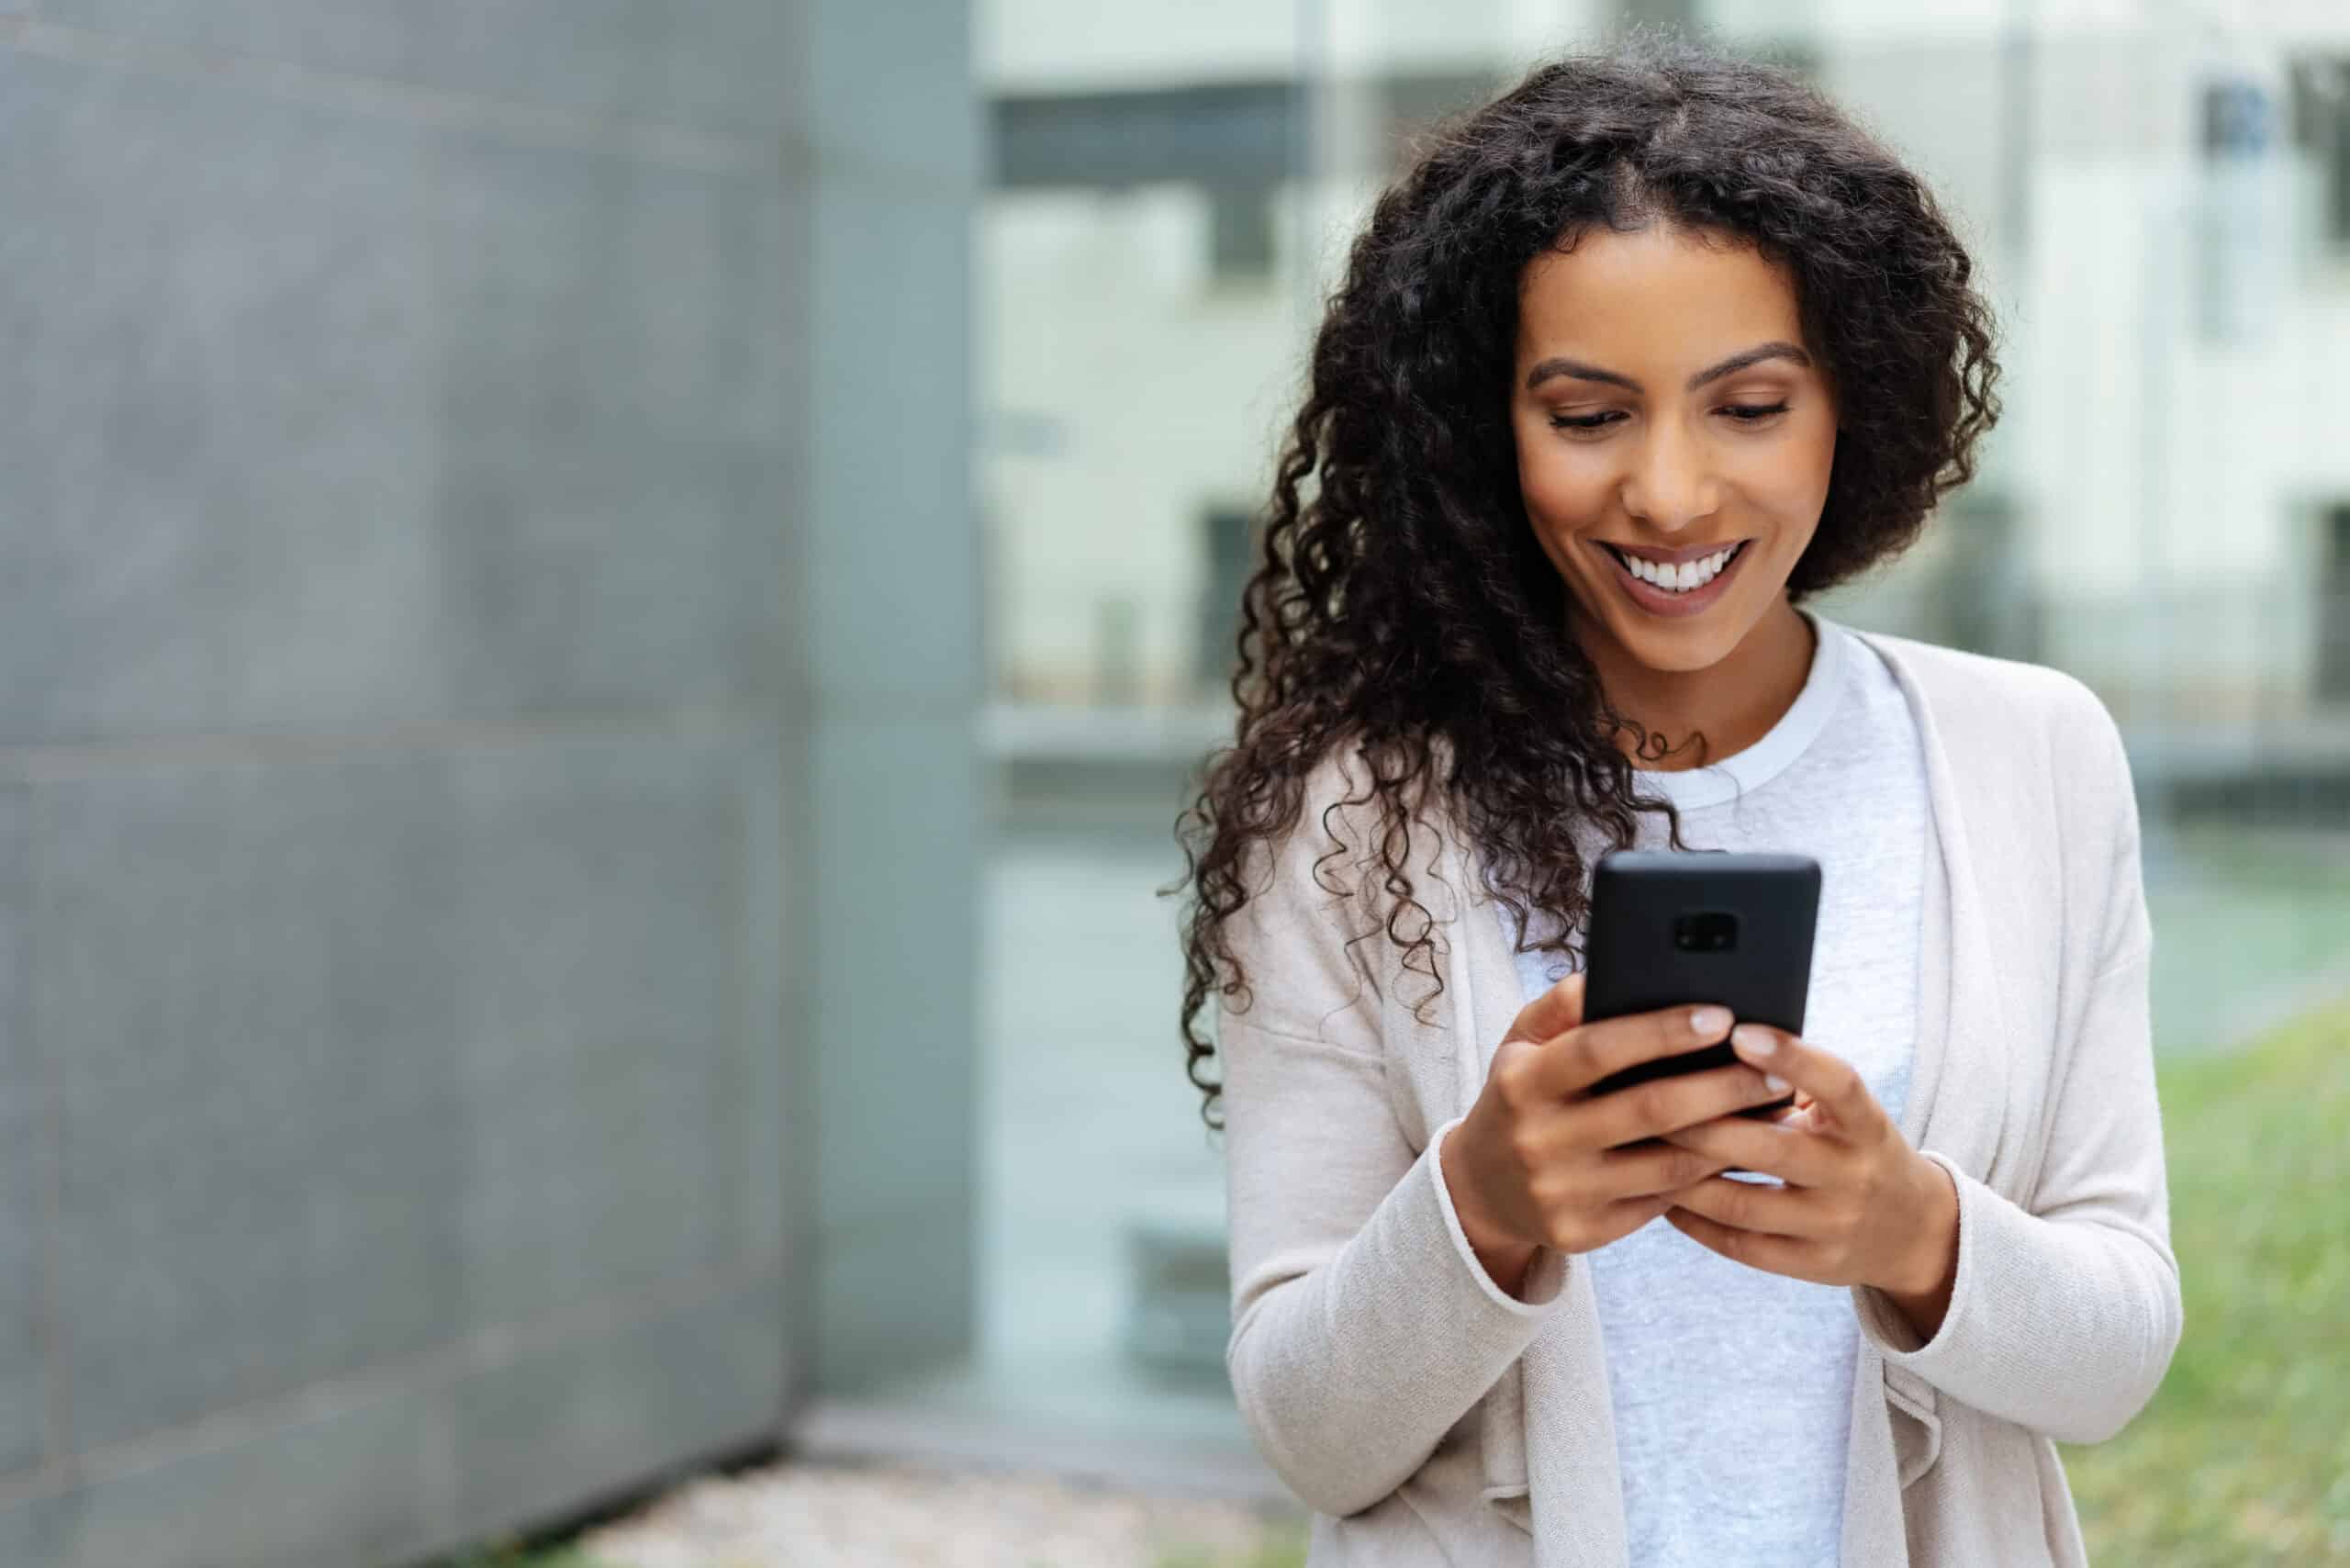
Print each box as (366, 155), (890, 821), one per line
(574, 1458), (1300, 1568)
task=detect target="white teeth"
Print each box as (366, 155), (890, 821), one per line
(1622, 543), (1738, 592)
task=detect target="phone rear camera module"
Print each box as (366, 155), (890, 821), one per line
(1672, 911), (1738, 953)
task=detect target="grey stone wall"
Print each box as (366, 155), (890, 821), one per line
(0, 3), (978, 1563)
(786, 0), (983, 1398)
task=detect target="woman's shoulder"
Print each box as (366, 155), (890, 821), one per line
(1234, 729), (1478, 946)
(1853, 624), (2142, 898)
(1846, 624), (2126, 756)
(1282, 729), (1468, 846)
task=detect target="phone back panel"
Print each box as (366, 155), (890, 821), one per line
(1581, 849), (1820, 1101)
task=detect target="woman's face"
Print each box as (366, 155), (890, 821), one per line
(1510, 221), (1838, 675)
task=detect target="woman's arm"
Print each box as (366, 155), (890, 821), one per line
(1851, 949), (2177, 1442)
(1222, 1021), (1566, 1517)
(1848, 686), (2183, 1444)
(1214, 748), (1569, 1517)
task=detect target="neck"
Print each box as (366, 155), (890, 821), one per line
(1574, 598), (1817, 773)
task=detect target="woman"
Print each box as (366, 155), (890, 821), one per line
(1170, 30), (2180, 1568)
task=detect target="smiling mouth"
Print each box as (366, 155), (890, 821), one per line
(1598, 540), (1751, 577)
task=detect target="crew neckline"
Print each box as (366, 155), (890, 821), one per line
(1626, 608), (1843, 812)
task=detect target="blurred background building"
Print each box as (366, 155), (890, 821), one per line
(0, 1), (2344, 1564)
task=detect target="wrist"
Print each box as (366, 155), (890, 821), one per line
(1440, 1120), (1533, 1262)
(1883, 1154), (1959, 1325)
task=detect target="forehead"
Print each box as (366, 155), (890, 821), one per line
(1516, 222), (1806, 364)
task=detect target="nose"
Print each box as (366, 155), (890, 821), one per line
(1619, 413), (1724, 531)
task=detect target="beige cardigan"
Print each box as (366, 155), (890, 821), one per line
(1216, 627), (2182, 1566)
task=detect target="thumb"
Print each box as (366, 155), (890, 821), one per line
(1504, 969), (1584, 1047)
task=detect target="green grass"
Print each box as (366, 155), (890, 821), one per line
(1150, 1518), (1308, 1568)
(2060, 990), (2350, 1564)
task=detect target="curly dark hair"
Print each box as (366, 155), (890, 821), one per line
(1161, 28), (2002, 1131)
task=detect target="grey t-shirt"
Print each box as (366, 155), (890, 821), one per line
(1490, 608), (1931, 1566)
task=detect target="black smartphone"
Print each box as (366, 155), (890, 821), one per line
(1580, 849), (1820, 1135)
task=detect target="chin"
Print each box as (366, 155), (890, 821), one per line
(1570, 584), (1751, 666)
(1617, 618), (1749, 673)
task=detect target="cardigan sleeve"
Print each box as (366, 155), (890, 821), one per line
(1222, 1026), (1570, 1515)
(1850, 682), (2182, 1444)
(1216, 746), (1571, 1517)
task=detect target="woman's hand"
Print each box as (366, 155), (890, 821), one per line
(1441, 972), (1793, 1296)
(1657, 1023), (1960, 1320)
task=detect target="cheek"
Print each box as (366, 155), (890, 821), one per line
(1516, 432), (1608, 525)
(1728, 420), (1838, 534)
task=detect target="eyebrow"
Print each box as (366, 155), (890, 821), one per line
(1523, 340), (1813, 394)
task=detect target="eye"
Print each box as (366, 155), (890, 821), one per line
(1548, 403), (1792, 435)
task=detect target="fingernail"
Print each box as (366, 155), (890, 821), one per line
(1730, 1025), (1775, 1061)
(1690, 1006), (1730, 1036)
(1763, 1072), (1790, 1094)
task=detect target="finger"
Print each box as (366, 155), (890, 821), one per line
(1668, 1171), (1829, 1240)
(1570, 1060), (1791, 1155)
(1603, 1189), (1686, 1243)
(1592, 1137), (1730, 1202)
(1656, 1114), (1837, 1188)
(1502, 969), (1583, 1047)
(1727, 1026), (1877, 1138)
(1542, 1000), (1732, 1100)
(1663, 1206), (1820, 1282)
